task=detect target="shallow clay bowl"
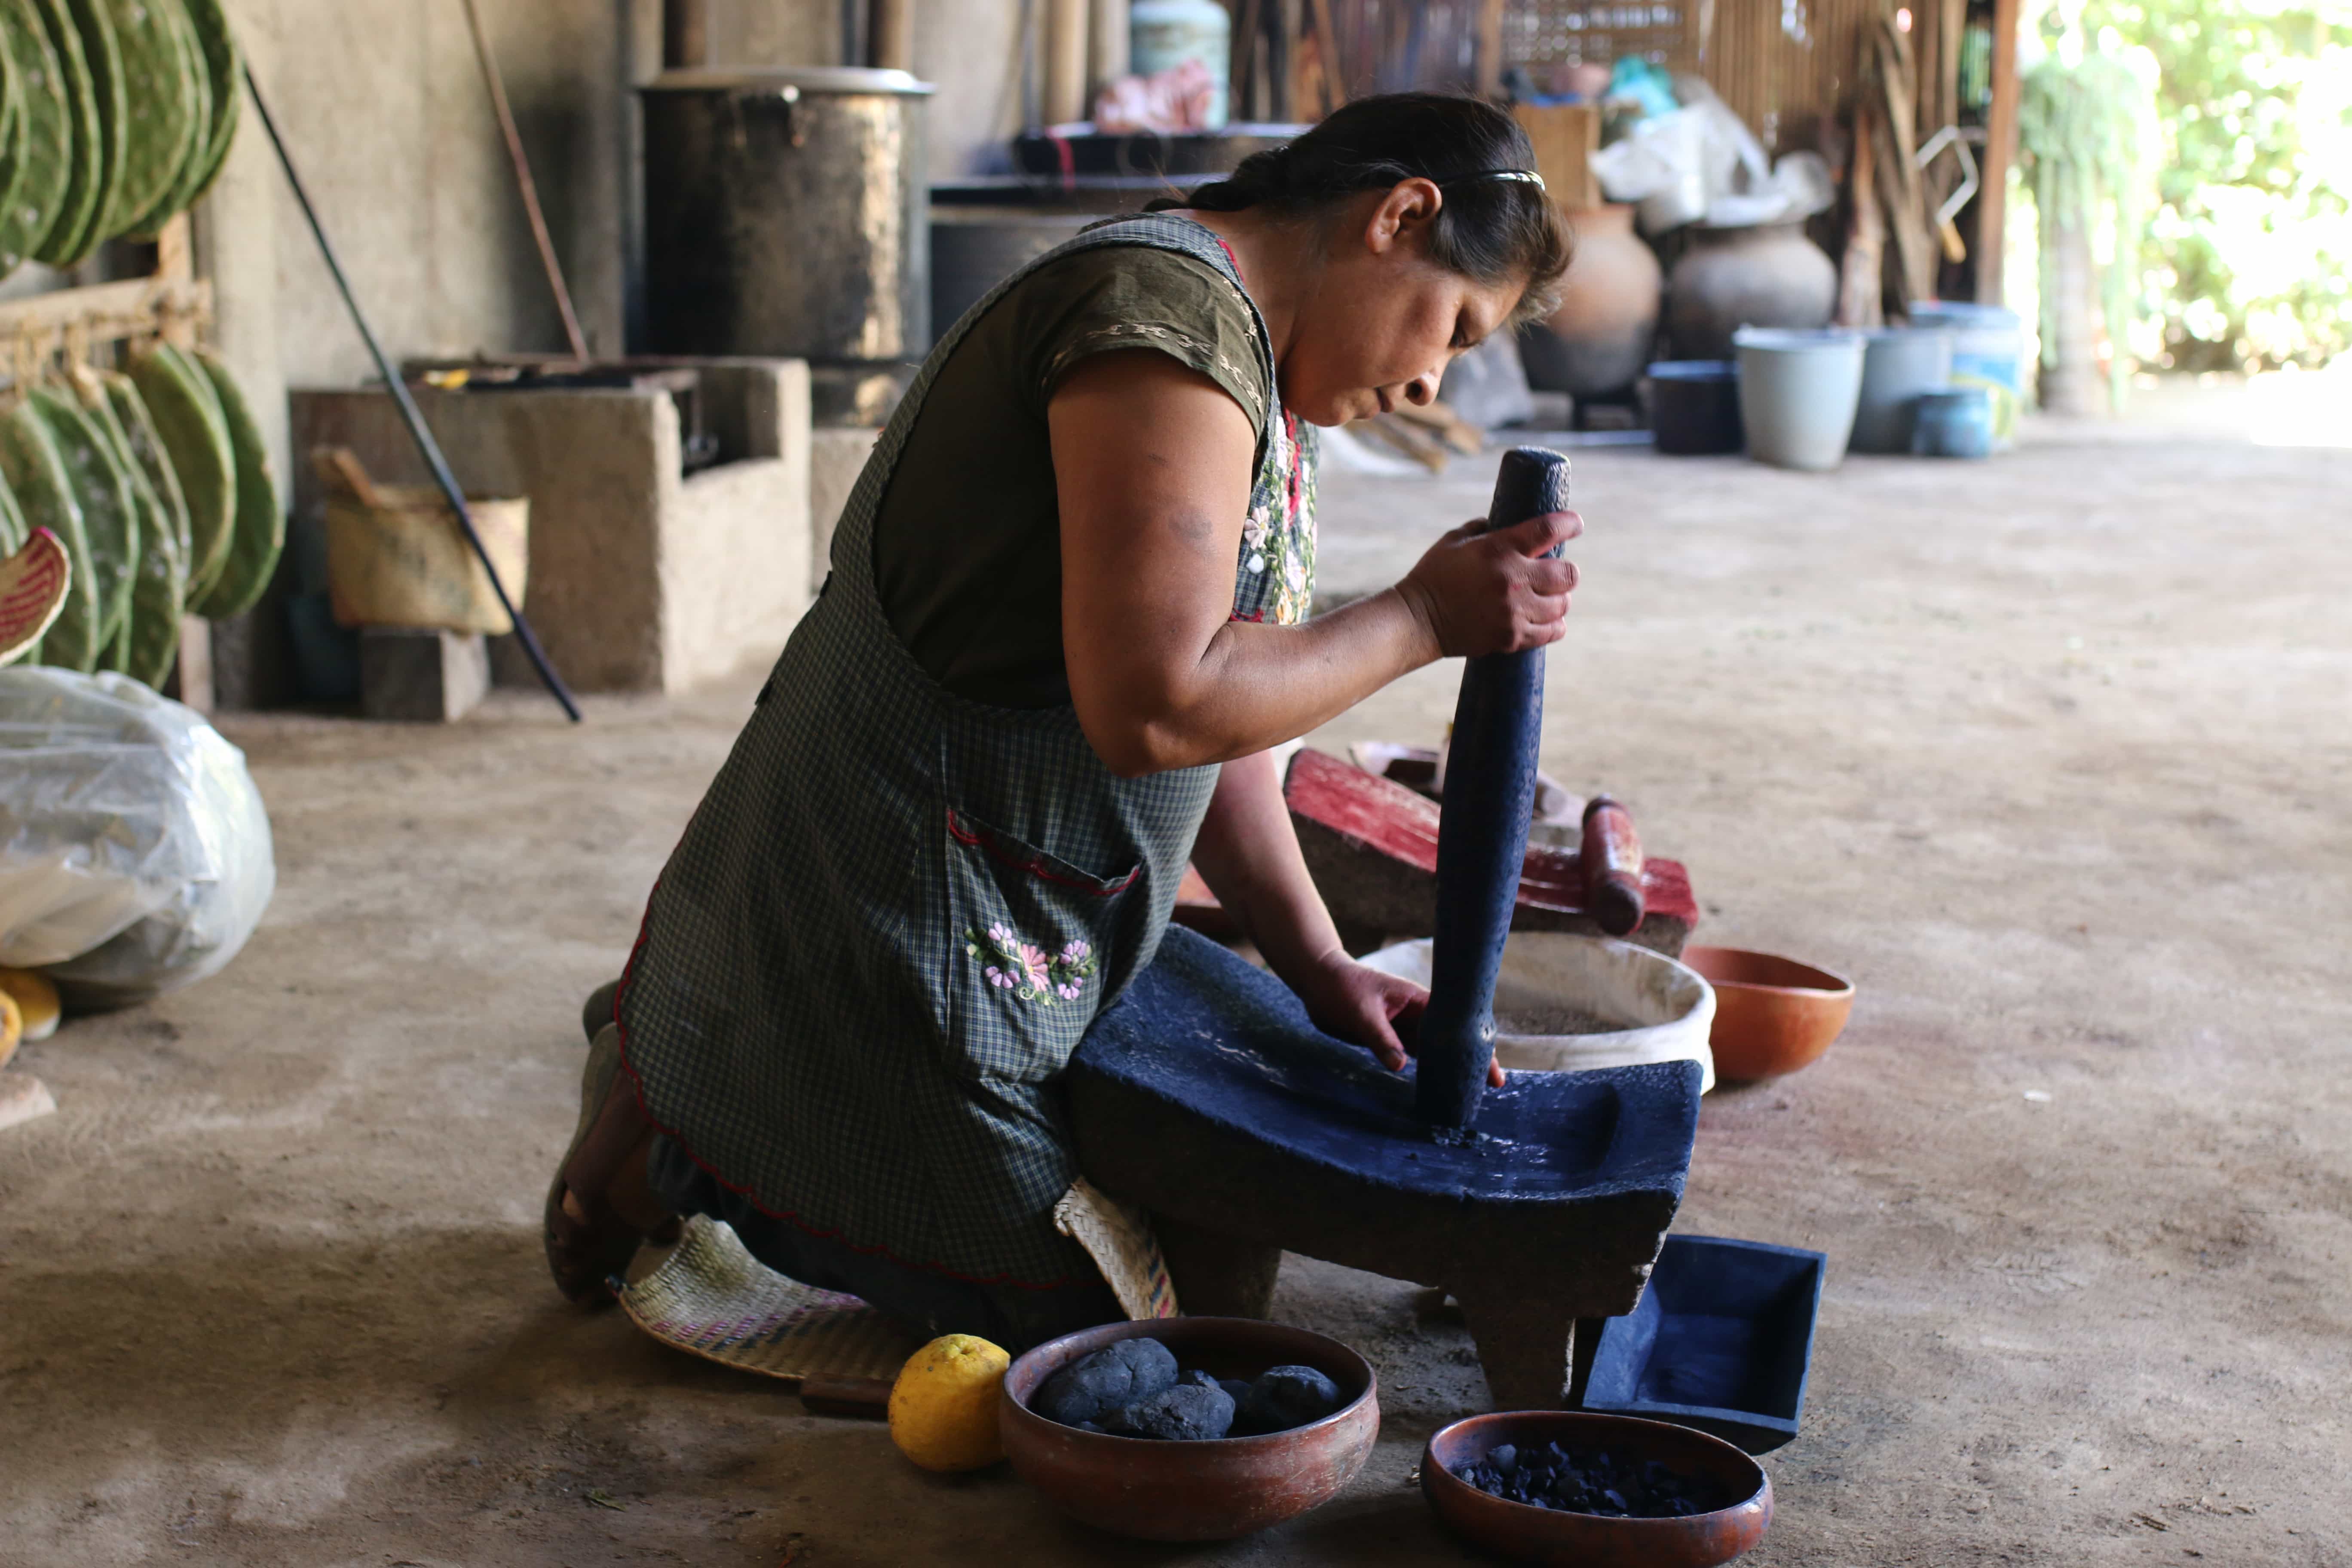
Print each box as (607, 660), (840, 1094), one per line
(1000, 1316), (1379, 1541)
(1423, 1410), (1772, 1566)
(1680, 946), (1854, 1081)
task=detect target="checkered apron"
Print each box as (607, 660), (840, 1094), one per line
(616, 214), (1314, 1288)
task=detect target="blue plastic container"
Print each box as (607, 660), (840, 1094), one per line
(1906, 301), (2023, 447)
(1580, 1234), (1826, 1455)
(1911, 387), (1995, 458)
(1646, 361), (1743, 456)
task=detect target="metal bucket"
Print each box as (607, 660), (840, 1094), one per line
(639, 68), (934, 366)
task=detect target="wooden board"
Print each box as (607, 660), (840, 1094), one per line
(1511, 101), (1600, 212)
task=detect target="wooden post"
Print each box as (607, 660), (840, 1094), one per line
(167, 615), (213, 714)
(1044, 0), (1088, 122)
(1088, 0), (1128, 97)
(1476, 0), (1506, 97)
(662, 0), (707, 69)
(1975, 0), (2022, 304)
(871, 0), (913, 72)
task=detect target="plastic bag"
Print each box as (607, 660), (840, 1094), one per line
(1591, 81), (1833, 232)
(0, 668), (275, 1008)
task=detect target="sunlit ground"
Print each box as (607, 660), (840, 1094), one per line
(2116, 362), (2352, 448)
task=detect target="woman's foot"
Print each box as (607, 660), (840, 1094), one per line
(544, 1019), (680, 1302)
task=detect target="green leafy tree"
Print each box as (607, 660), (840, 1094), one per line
(2078, 0), (2351, 369)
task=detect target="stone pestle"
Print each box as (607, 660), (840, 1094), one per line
(1416, 447), (1572, 1130)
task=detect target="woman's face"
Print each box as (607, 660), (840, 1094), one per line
(1282, 181), (1528, 428)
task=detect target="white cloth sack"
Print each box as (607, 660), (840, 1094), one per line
(1361, 931), (1716, 1092)
(0, 668), (275, 1007)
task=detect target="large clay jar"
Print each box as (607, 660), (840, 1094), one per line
(1666, 221), (1838, 361)
(1518, 204), (1661, 397)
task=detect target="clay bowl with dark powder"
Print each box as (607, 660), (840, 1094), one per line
(1000, 1317), (1378, 1540)
(1679, 946), (1855, 1081)
(1423, 1410), (1771, 1566)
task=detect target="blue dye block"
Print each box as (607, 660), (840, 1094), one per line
(1580, 1234), (1827, 1454)
(1069, 925), (1703, 1299)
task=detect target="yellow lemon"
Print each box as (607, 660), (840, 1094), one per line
(0, 970), (59, 1042)
(887, 1333), (1011, 1472)
(0, 989), (20, 1074)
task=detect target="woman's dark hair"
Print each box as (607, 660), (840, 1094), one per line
(1148, 93), (1572, 324)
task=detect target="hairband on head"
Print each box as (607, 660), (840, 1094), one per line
(1456, 169), (1547, 190)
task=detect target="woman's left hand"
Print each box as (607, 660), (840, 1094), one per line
(1285, 948), (1507, 1088)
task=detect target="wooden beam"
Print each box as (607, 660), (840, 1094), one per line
(1476, 0), (1506, 96)
(1975, 0), (2022, 304)
(0, 276), (213, 352)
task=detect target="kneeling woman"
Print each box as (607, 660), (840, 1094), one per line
(548, 93), (1579, 1348)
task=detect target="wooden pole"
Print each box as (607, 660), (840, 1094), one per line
(1088, 0), (1129, 97)
(459, 0), (591, 362)
(1044, 0), (1088, 122)
(662, 0), (707, 70)
(872, 0), (914, 71)
(1476, 0), (1505, 96)
(1975, 0), (2021, 304)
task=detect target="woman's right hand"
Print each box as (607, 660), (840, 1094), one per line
(1393, 511), (1583, 660)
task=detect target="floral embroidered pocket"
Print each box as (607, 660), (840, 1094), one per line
(940, 809), (1145, 1082)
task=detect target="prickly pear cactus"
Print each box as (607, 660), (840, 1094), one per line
(127, 343), (232, 597)
(27, 384), (138, 649)
(187, 348), (279, 621)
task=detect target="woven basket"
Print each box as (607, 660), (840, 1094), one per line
(326, 486), (528, 634)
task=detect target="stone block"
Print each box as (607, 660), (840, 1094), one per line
(291, 357), (812, 695)
(360, 627), (490, 722)
(1071, 925), (1703, 1410)
(809, 425), (882, 585)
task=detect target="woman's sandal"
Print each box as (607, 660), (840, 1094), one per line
(543, 993), (680, 1302)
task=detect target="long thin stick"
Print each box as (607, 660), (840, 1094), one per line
(244, 67), (582, 723)
(458, 0), (590, 362)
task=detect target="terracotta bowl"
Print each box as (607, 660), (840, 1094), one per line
(1680, 946), (1855, 1081)
(1000, 1316), (1379, 1541)
(1423, 1410), (1772, 1567)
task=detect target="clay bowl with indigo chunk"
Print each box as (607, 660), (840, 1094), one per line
(1000, 1317), (1378, 1540)
(1423, 1411), (1771, 1566)
(1680, 946), (1854, 1081)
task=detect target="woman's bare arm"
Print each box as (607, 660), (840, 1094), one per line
(1053, 350), (1577, 777)
(1190, 749), (1503, 1085)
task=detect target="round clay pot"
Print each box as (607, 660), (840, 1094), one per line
(1666, 222), (1838, 361)
(1519, 204), (1662, 397)
(1679, 946), (1854, 1080)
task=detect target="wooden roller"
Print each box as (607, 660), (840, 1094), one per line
(1580, 794), (1645, 937)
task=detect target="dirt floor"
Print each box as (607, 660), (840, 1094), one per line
(3, 411), (2347, 1566)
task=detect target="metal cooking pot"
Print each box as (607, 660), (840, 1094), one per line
(639, 68), (934, 366)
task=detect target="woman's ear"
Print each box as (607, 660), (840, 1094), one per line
(1363, 178), (1445, 255)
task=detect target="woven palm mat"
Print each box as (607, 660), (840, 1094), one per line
(616, 1216), (918, 1384)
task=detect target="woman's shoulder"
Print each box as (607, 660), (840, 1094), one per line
(1004, 236), (1272, 432)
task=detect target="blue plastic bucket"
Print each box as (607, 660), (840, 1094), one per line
(1907, 302), (2023, 447)
(1911, 387), (1995, 458)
